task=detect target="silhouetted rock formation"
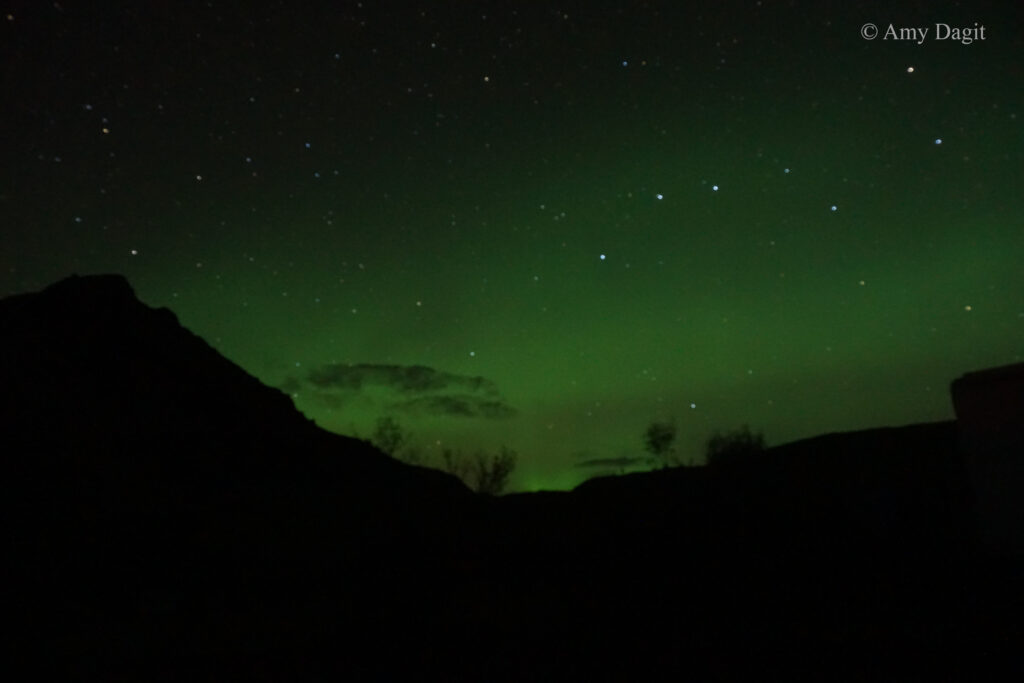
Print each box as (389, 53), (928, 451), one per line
(952, 363), (1024, 556)
(2, 273), (466, 487)
(3, 274), (1020, 681)
(3, 274), (476, 680)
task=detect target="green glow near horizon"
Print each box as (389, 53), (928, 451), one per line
(2, 4), (1021, 491)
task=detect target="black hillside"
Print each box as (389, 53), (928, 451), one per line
(4, 274), (1021, 681)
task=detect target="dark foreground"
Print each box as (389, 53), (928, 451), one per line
(4, 275), (1023, 680)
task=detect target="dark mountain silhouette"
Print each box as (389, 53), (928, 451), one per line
(952, 363), (1024, 556)
(1, 274), (464, 488)
(4, 274), (1022, 681)
(3, 274), (477, 680)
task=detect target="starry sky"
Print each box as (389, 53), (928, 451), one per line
(2, 1), (1022, 490)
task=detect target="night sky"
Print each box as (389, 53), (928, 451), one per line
(3, 1), (1022, 490)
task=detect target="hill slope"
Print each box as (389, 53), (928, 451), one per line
(3, 274), (1016, 680)
(3, 274), (480, 679)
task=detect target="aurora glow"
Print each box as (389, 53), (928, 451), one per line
(3, 2), (1021, 490)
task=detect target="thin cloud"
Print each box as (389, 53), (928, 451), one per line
(307, 363), (499, 395)
(390, 394), (517, 419)
(301, 362), (516, 420)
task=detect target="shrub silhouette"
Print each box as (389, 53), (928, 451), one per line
(371, 415), (407, 457)
(705, 425), (766, 467)
(438, 446), (518, 495)
(370, 416), (517, 493)
(643, 419), (677, 467)
(440, 448), (471, 481)
(471, 447), (518, 495)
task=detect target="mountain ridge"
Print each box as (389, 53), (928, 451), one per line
(4, 273), (1019, 680)
(1, 273), (472, 494)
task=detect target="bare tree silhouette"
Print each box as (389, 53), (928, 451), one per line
(643, 419), (677, 467)
(471, 447), (518, 495)
(371, 415), (406, 457)
(440, 446), (518, 495)
(705, 425), (765, 467)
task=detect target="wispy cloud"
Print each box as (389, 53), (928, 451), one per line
(299, 362), (516, 420)
(308, 363), (500, 395)
(390, 394), (517, 419)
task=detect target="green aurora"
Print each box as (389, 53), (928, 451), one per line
(3, 2), (1021, 490)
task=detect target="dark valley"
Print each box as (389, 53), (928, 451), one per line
(4, 275), (1023, 681)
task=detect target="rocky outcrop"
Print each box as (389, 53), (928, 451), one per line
(2, 273), (1018, 680)
(951, 363), (1024, 556)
